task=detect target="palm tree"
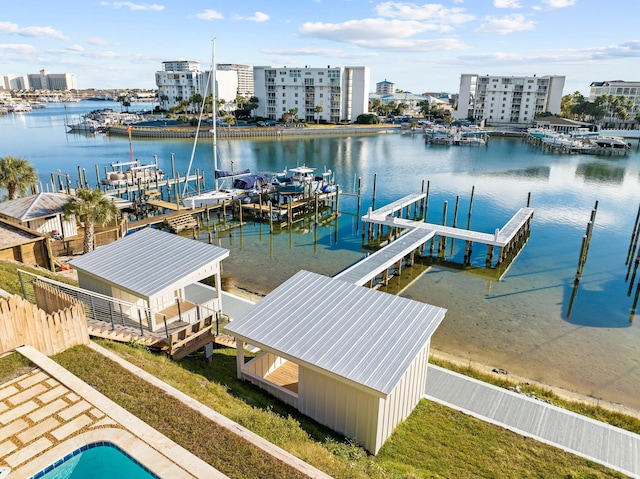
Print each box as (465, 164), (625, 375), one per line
(314, 105), (323, 124)
(0, 155), (38, 200)
(288, 108), (298, 122)
(62, 188), (118, 254)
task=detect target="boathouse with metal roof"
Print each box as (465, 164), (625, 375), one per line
(225, 270), (447, 454)
(69, 227), (229, 332)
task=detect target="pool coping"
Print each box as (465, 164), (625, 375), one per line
(12, 345), (228, 479)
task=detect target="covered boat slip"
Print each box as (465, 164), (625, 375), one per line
(226, 270), (446, 454)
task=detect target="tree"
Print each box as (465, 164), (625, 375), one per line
(355, 113), (380, 124)
(288, 108), (298, 122)
(189, 94), (203, 114)
(314, 105), (323, 124)
(63, 188), (118, 254)
(0, 155), (38, 200)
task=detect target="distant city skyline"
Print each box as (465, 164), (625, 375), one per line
(1, 0), (639, 96)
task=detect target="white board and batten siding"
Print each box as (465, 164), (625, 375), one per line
(226, 270), (446, 455)
(299, 342), (431, 454)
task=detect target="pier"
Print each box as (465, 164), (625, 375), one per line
(340, 193), (534, 288)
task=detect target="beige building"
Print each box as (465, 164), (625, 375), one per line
(253, 65), (370, 123)
(454, 73), (565, 127)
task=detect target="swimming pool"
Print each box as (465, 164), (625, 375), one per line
(29, 442), (160, 479)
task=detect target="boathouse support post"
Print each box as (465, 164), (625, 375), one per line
(314, 192), (319, 226)
(269, 201), (273, 233)
(238, 200), (243, 228)
(335, 186), (340, 215)
(423, 181), (430, 222)
(626, 202), (640, 265)
(486, 245), (494, 267)
(439, 201), (448, 253)
(372, 173), (377, 212)
(356, 177), (362, 217)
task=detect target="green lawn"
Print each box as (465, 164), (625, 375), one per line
(48, 342), (628, 479)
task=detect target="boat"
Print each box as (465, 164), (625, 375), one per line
(67, 118), (104, 133)
(100, 161), (165, 187)
(181, 40), (277, 208)
(593, 136), (631, 150)
(275, 166), (336, 197)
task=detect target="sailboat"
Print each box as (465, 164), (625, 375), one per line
(181, 39), (274, 209)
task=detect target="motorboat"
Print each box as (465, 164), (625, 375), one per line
(101, 161), (165, 187)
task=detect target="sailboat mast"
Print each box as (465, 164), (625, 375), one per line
(212, 38), (219, 191)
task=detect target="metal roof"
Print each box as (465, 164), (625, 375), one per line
(226, 270), (446, 396)
(69, 227), (229, 298)
(0, 192), (72, 222)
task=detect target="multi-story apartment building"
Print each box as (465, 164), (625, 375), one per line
(1, 75), (28, 90)
(376, 80), (395, 95)
(453, 73), (565, 126)
(588, 80), (640, 114)
(155, 61), (237, 110)
(218, 64), (254, 98)
(24, 69), (76, 90)
(253, 65), (370, 123)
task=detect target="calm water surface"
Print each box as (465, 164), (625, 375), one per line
(3, 101), (640, 411)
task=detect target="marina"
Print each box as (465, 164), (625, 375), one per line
(3, 100), (640, 414)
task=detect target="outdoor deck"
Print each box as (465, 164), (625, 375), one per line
(425, 365), (640, 479)
(265, 361), (299, 394)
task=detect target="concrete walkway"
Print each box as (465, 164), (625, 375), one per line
(424, 365), (640, 479)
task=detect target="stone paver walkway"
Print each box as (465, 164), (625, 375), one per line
(0, 346), (227, 478)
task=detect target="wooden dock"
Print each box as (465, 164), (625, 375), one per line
(343, 194), (534, 287)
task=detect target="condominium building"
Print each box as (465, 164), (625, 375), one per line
(155, 61), (237, 110)
(25, 69), (76, 90)
(1, 75), (28, 90)
(376, 80), (395, 95)
(253, 65), (370, 123)
(589, 80), (640, 114)
(218, 64), (254, 98)
(453, 73), (565, 126)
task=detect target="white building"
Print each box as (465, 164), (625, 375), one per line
(369, 92), (450, 117)
(454, 73), (565, 127)
(226, 270), (446, 454)
(156, 61), (238, 110)
(1, 75), (28, 90)
(218, 64), (254, 98)
(589, 80), (640, 115)
(376, 80), (395, 95)
(253, 65), (370, 123)
(26, 69), (77, 90)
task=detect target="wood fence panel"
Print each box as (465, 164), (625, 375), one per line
(0, 283), (89, 355)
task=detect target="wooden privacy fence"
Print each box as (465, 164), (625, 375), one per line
(0, 280), (89, 355)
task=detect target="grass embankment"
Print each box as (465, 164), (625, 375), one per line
(49, 341), (627, 479)
(0, 260), (76, 296)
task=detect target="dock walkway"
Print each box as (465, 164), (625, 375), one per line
(425, 365), (640, 478)
(335, 228), (435, 285)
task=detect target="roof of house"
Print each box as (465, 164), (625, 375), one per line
(0, 192), (72, 222)
(0, 219), (40, 248)
(226, 270), (447, 396)
(69, 227), (229, 298)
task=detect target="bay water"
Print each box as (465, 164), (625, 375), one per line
(2, 101), (640, 411)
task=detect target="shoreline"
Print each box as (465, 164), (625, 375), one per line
(222, 280), (640, 421)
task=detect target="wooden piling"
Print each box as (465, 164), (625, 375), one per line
(371, 173), (377, 212)
(626, 202), (640, 265)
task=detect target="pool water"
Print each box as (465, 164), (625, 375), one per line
(29, 442), (160, 479)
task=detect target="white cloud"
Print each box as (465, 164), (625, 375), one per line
(0, 22), (68, 40)
(100, 1), (164, 11)
(542, 0), (576, 7)
(245, 12), (270, 23)
(494, 0), (522, 7)
(375, 2), (474, 25)
(0, 43), (38, 54)
(476, 14), (535, 34)
(354, 37), (469, 52)
(261, 47), (378, 59)
(87, 37), (111, 45)
(300, 18), (443, 42)
(196, 9), (223, 20)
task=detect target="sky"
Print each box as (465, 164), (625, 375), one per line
(1, 0), (639, 96)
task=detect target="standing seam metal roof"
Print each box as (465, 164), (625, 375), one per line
(0, 192), (72, 221)
(226, 270), (447, 396)
(68, 227), (229, 298)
